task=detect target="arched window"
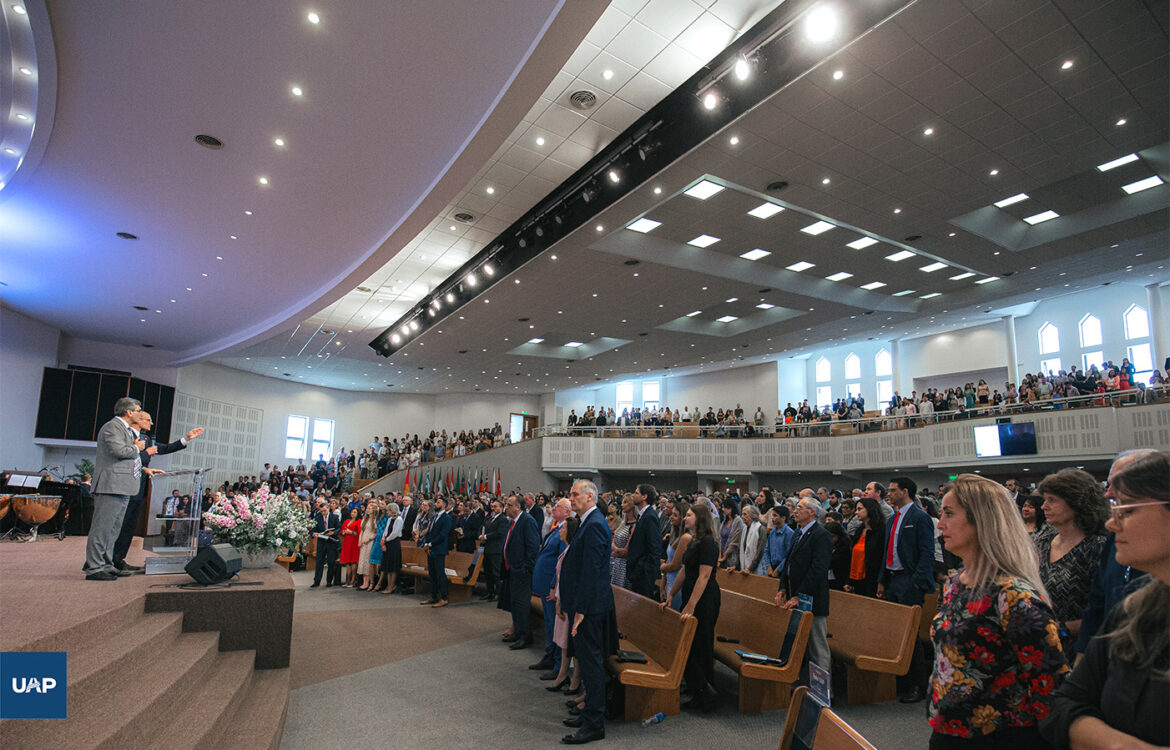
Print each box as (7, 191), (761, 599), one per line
(1038, 322), (1060, 355)
(1078, 314), (1102, 348)
(875, 349), (892, 377)
(844, 353), (861, 380)
(1124, 305), (1150, 340)
(815, 357), (831, 383)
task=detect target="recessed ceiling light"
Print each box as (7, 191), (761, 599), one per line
(739, 248), (771, 261)
(994, 193), (1029, 207)
(892, 289), (915, 296)
(216, 256), (223, 260)
(860, 281), (886, 290)
(307, 10), (320, 23)
(258, 176), (269, 185)
(756, 302), (775, 309)
(18, 66), (32, 76)
(602, 69), (614, 80)
(884, 250), (916, 262)
(747, 202), (783, 219)
(949, 272), (975, 281)
(847, 236), (878, 250)
(786, 261), (815, 272)
(893, 208), (902, 214)
(703, 91), (718, 110)
(688, 234), (720, 247)
(15, 113), (28, 121)
(728, 135), (740, 146)
(201, 273), (208, 277)
(653, 186), (662, 195)
(989, 169), (999, 176)
(686, 310), (702, 317)
(12, 4), (27, 13)
(920, 292), (941, 299)
(291, 85), (303, 97)
(485, 186), (495, 194)
(1115, 118), (1127, 126)
(229, 234), (237, 240)
(923, 127), (934, 136)
(595, 224), (604, 232)
(920, 262), (947, 273)
(975, 276), (1000, 285)
(826, 272), (853, 281)
(1097, 153), (1139, 171)
(801, 220), (835, 235)
(528, 338), (544, 344)
(1061, 60), (1074, 70)
(565, 341), (584, 347)
(626, 218), (661, 233)
(1122, 175), (1164, 194)
(244, 210), (253, 216)
(725, 297), (739, 303)
(684, 180), (724, 200)
(716, 315), (738, 323)
(821, 177), (831, 185)
(832, 69), (844, 80)
(273, 137), (286, 147)
(1023, 209), (1059, 224)
(3, 147), (17, 156)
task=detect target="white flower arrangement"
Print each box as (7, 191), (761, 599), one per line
(202, 484), (311, 554)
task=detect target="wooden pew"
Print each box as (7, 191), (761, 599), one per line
(398, 543), (484, 602)
(826, 590), (921, 704)
(920, 591), (937, 642)
(713, 590), (811, 713)
(607, 585), (696, 721)
(778, 686), (878, 750)
(716, 567), (779, 602)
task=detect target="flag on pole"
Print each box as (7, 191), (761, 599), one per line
(403, 467), (410, 494)
(494, 468), (501, 496)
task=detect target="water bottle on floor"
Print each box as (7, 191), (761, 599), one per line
(641, 712), (666, 727)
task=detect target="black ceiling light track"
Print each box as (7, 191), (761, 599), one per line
(370, 0), (912, 358)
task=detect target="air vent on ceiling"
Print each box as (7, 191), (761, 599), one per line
(283, 372), (292, 377)
(458, 350), (468, 354)
(624, 259), (640, 266)
(569, 90), (598, 110)
(194, 134), (224, 149)
(116, 232), (138, 240)
(518, 317), (530, 322)
(356, 286), (372, 293)
(133, 305), (148, 311)
(766, 180), (789, 192)
(453, 212), (475, 223)
(904, 235), (922, 242)
(141, 344), (153, 348)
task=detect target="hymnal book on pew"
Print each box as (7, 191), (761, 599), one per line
(616, 650), (648, 664)
(735, 650), (789, 667)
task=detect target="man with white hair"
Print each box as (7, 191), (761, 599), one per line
(775, 496), (832, 681)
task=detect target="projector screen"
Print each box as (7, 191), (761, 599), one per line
(974, 422), (1038, 458)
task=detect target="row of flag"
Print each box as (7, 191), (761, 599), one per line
(401, 465), (502, 496)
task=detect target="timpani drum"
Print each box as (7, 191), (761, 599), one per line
(12, 494), (62, 542)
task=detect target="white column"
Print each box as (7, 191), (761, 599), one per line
(890, 339), (901, 397)
(1147, 284), (1167, 373)
(1003, 316), (1019, 385)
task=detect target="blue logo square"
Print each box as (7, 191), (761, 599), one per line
(0, 652), (67, 719)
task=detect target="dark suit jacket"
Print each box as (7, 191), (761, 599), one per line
(425, 511), (453, 556)
(503, 511), (539, 575)
(483, 512), (507, 555)
(456, 509), (483, 552)
(532, 522), (567, 597)
(625, 505), (662, 591)
(879, 503), (935, 594)
(560, 506), (614, 616)
(313, 511), (341, 546)
(400, 505), (418, 541)
(527, 504), (544, 530)
(136, 433), (187, 497)
(779, 522), (833, 617)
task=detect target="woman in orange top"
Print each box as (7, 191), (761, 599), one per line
(844, 496), (886, 597)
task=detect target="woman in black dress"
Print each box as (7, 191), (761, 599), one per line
(661, 503), (721, 712)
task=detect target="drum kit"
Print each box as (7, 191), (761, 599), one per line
(0, 494), (63, 542)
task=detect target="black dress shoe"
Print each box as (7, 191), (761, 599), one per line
(561, 728), (604, 745)
(547, 679), (570, 692)
(539, 672), (557, 681)
(529, 660), (554, 671)
(567, 706), (581, 716)
(563, 686), (582, 696)
(563, 716), (583, 728)
(565, 698), (582, 708)
(113, 568), (133, 577)
(501, 635), (519, 643)
(117, 562), (144, 572)
(899, 686), (927, 704)
(508, 639), (532, 650)
(86, 571), (117, 581)
(310, 583), (320, 588)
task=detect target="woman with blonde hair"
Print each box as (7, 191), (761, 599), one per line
(1042, 451), (1169, 748)
(356, 504), (381, 590)
(929, 474), (1068, 748)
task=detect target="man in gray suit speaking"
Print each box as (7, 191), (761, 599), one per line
(86, 397), (145, 581)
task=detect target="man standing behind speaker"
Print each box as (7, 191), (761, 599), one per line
(111, 410), (203, 572)
(86, 398), (145, 580)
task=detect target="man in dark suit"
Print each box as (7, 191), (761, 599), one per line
(422, 496), (454, 607)
(531, 498), (572, 674)
(776, 496), (833, 680)
(624, 483), (661, 597)
(456, 499), (482, 553)
(110, 410), (203, 572)
(560, 479), (614, 745)
(85, 397), (145, 580)
(499, 494), (540, 648)
(524, 493), (544, 530)
(877, 476), (936, 703)
(310, 499), (341, 587)
(479, 499), (507, 600)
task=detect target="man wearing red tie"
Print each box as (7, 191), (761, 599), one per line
(499, 494), (540, 649)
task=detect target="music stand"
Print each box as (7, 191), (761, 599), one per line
(145, 467), (213, 576)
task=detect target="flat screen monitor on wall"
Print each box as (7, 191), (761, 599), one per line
(35, 367), (174, 443)
(973, 422), (1038, 458)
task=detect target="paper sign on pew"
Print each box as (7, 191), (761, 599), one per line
(809, 662), (832, 707)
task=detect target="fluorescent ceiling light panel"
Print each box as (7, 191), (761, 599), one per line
(847, 236), (878, 250)
(920, 262), (947, 273)
(920, 292), (941, 299)
(1122, 175), (1164, 194)
(860, 281), (886, 290)
(527, 338), (544, 344)
(626, 218), (662, 233)
(892, 289), (916, 296)
(739, 248), (771, 261)
(1096, 153), (1139, 172)
(994, 193), (1029, 208)
(786, 261), (815, 272)
(564, 341), (584, 347)
(949, 272), (975, 281)
(885, 250), (915, 262)
(974, 276), (999, 285)
(801, 220), (836, 235)
(748, 203), (784, 219)
(688, 234), (721, 247)
(756, 303), (775, 309)
(826, 272), (853, 281)
(684, 180), (725, 200)
(716, 315), (738, 323)
(686, 310), (702, 317)
(1023, 209), (1059, 225)
(725, 297), (739, 303)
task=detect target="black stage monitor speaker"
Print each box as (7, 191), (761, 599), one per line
(185, 543), (242, 584)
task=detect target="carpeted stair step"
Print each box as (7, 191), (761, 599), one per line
(67, 612), (185, 705)
(148, 649), (257, 750)
(210, 667), (292, 750)
(19, 597), (146, 653)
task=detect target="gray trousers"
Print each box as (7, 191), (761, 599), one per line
(800, 614), (831, 685)
(86, 493), (128, 575)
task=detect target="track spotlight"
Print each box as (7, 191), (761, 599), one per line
(608, 169), (620, 184)
(484, 264), (495, 277)
(703, 91), (718, 110)
(804, 5), (839, 43)
(734, 54), (750, 81)
(466, 273), (477, 287)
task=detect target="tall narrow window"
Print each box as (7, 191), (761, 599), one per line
(285, 415), (308, 460)
(844, 353), (861, 380)
(1078, 314), (1102, 348)
(846, 382), (862, 399)
(815, 357), (831, 382)
(1038, 322), (1060, 355)
(875, 349), (892, 377)
(311, 418), (334, 463)
(816, 385), (833, 409)
(642, 381), (660, 411)
(1129, 343), (1154, 382)
(876, 379), (893, 406)
(1124, 304), (1150, 340)
(1039, 357), (1062, 376)
(1082, 351), (1105, 371)
(616, 381), (634, 413)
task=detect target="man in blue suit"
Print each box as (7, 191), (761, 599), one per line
(877, 476), (935, 703)
(624, 483), (661, 597)
(531, 497), (572, 674)
(422, 496), (454, 607)
(559, 479), (614, 745)
(499, 494), (540, 648)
